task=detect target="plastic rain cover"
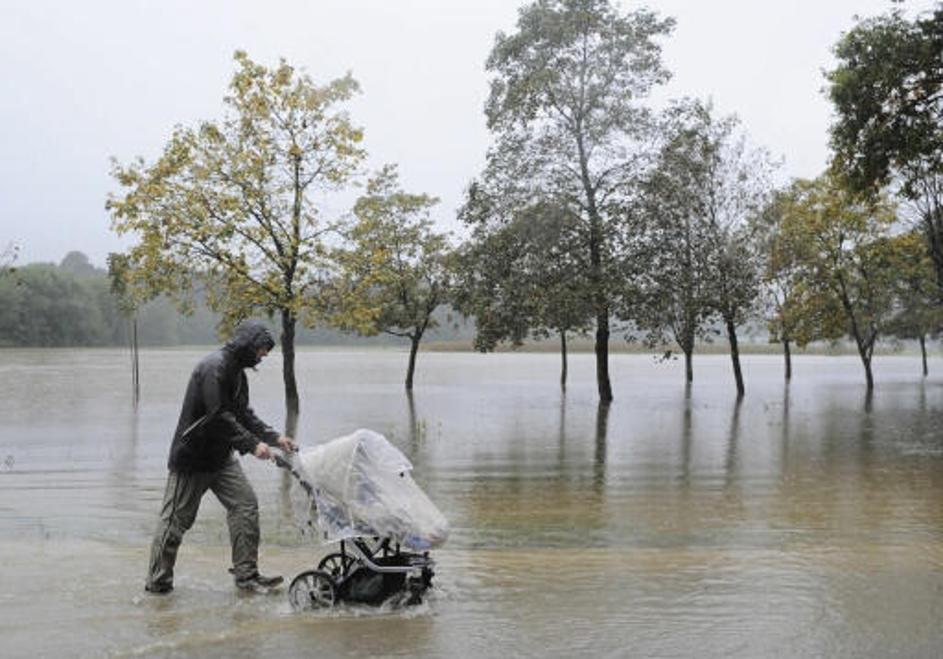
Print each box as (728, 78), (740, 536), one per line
(298, 429), (449, 550)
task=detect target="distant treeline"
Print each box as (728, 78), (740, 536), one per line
(0, 251), (473, 348)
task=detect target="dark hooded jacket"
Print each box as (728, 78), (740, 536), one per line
(167, 320), (280, 472)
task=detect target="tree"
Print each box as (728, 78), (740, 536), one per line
(60, 251), (99, 277)
(108, 253), (142, 406)
(778, 175), (901, 391)
(633, 101), (717, 385)
(885, 231), (943, 376)
(637, 100), (773, 395)
(755, 190), (808, 381)
(827, 5), (943, 295)
(699, 119), (773, 398)
(0, 263), (112, 346)
(709, 224), (763, 397)
(328, 166), (450, 390)
(455, 200), (594, 389)
(472, 0), (674, 402)
(108, 51), (366, 435)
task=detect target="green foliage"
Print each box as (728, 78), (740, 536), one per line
(455, 199), (593, 352)
(827, 5), (943, 196)
(884, 231), (943, 340)
(827, 5), (943, 297)
(0, 263), (113, 346)
(59, 251), (99, 278)
(0, 253), (222, 347)
(632, 101), (721, 351)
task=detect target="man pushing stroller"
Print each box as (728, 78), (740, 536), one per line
(145, 319), (296, 594)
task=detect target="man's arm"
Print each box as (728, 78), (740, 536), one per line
(241, 405), (281, 446)
(236, 373), (296, 452)
(243, 407), (296, 452)
(201, 364), (263, 456)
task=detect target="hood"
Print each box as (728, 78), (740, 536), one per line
(224, 319), (276, 368)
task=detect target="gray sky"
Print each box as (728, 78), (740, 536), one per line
(0, 0), (936, 266)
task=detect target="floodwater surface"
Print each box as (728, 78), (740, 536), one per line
(1, 348), (942, 658)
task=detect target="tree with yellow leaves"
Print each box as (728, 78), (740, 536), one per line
(776, 174), (902, 391)
(108, 51), (366, 435)
(327, 166), (450, 391)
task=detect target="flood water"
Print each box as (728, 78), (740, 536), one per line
(1, 348), (942, 658)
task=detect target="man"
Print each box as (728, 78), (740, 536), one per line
(145, 319), (297, 594)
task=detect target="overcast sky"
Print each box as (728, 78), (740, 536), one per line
(0, 0), (936, 266)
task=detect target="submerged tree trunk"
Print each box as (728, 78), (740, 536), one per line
(783, 337), (792, 382)
(679, 325), (694, 384)
(725, 316), (745, 397)
(853, 333), (875, 392)
(853, 341), (876, 392)
(593, 401), (611, 487)
(862, 355), (874, 391)
(280, 309), (300, 438)
(560, 330), (568, 391)
(920, 334), (928, 377)
(405, 333), (421, 391)
(840, 288), (875, 393)
(595, 312), (613, 402)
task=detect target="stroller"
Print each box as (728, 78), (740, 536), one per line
(275, 429), (449, 610)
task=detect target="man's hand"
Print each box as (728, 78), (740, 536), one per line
(253, 442), (272, 460)
(276, 436), (297, 453)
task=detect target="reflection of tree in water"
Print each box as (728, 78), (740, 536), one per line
(680, 396), (692, 490)
(773, 379), (943, 546)
(593, 401), (611, 492)
(456, 396), (611, 549)
(779, 383), (791, 469)
(107, 410), (140, 510)
(557, 391), (567, 468)
(723, 398), (743, 493)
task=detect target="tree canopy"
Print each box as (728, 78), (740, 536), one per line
(827, 5), (943, 196)
(827, 5), (943, 296)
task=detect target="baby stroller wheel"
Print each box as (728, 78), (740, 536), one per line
(288, 570), (336, 611)
(317, 552), (356, 579)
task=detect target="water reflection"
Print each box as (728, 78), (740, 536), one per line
(680, 397), (692, 489)
(3, 351), (943, 657)
(723, 398), (742, 492)
(593, 401), (610, 491)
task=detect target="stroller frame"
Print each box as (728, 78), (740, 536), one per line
(288, 536), (436, 610)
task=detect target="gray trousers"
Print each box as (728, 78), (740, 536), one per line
(146, 458), (260, 589)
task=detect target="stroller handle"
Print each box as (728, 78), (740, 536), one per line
(272, 451), (316, 499)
